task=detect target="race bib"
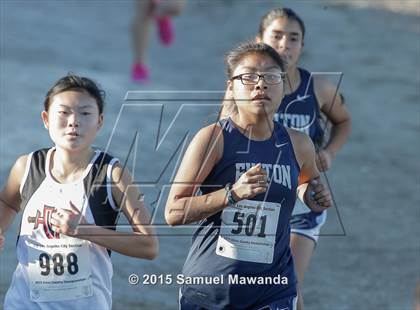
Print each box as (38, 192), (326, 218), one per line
(216, 200), (281, 264)
(27, 236), (93, 302)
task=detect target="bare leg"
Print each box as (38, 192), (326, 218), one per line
(290, 233), (316, 310)
(132, 0), (153, 65)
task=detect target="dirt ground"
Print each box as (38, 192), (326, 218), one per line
(1, 1), (419, 309)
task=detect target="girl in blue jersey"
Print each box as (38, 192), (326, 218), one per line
(255, 8), (352, 309)
(165, 42), (332, 310)
(0, 74), (158, 309)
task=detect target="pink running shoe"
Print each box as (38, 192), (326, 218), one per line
(131, 63), (149, 82)
(156, 16), (174, 46)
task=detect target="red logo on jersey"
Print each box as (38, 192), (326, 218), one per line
(27, 205), (60, 239)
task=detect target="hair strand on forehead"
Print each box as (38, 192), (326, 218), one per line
(224, 41), (285, 78)
(44, 73), (105, 113)
(258, 7), (305, 40)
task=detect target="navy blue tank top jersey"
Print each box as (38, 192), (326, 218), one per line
(275, 68), (324, 146)
(181, 118), (300, 309)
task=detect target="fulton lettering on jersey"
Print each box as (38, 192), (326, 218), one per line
(278, 113), (311, 135)
(235, 163), (291, 189)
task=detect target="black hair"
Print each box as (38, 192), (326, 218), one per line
(258, 8), (306, 40)
(44, 74), (105, 113)
(225, 41), (285, 78)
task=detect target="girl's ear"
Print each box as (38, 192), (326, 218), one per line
(41, 111), (49, 129)
(97, 114), (104, 130)
(255, 35), (262, 43)
(227, 80), (233, 92)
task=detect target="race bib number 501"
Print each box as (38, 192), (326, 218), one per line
(216, 200), (281, 264)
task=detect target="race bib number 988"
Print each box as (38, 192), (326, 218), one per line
(27, 237), (93, 302)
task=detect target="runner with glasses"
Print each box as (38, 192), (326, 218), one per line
(231, 72), (286, 85)
(165, 42), (332, 310)
(255, 8), (352, 310)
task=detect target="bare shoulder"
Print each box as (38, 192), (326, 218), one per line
(110, 161), (132, 187)
(0, 154), (30, 212)
(10, 154), (29, 181)
(194, 123), (224, 144)
(15, 154), (29, 170)
(110, 162), (137, 209)
(313, 75), (336, 95)
(286, 128), (315, 168)
(313, 75), (342, 108)
(190, 123), (224, 160)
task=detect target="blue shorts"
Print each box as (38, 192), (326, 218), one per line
(255, 295), (297, 310)
(179, 292), (297, 310)
(290, 199), (327, 244)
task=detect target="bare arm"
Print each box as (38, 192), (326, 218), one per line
(165, 123), (270, 226)
(0, 155), (27, 251)
(165, 124), (226, 226)
(315, 77), (352, 170)
(52, 163), (158, 260)
(288, 129), (332, 212)
(288, 129), (319, 184)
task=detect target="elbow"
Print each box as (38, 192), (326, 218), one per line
(164, 211), (182, 226)
(165, 201), (184, 226)
(345, 115), (352, 129)
(148, 239), (159, 260)
(342, 115), (352, 128)
(144, 237), (159, 260)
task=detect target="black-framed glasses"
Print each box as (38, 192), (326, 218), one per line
(230, 72), (285, 85)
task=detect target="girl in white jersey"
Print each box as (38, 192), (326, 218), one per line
(0, 74), (158, 309)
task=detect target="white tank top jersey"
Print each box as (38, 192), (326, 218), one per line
(4, 148), (120, 310)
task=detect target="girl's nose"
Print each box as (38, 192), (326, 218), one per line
(278, 37), (289, 51)
(255, 77), (268, 90)
(68, 114), (79, 127)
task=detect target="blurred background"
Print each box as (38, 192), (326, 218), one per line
(1, 1), (419, 309)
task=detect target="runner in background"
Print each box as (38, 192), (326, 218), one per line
(131, 0), (187, 82)
(256, 8), (352, 309)
(0, 74), (158, 309)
